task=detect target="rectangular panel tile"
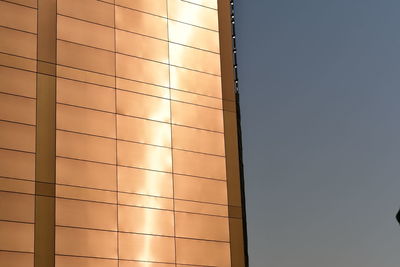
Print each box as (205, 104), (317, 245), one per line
(0, 93), (36, 124)
(56, 157), (116, 190)
(0, 251), (33, 267)
(0, 66), (36, 98)
(118, 192), (173, 210)
(56, 256), (117, 267)
(0, 121), (35, 152)
(57, 104), (116, 138)
(5, 0), (36, 8)
(118, 166), (173, 198)
(173, 150), (226, 180)
(0, 1), (37, 33)
(0, 177), (34, 194)
(0, 149), (35, 180)
(57, 65), (115, 88)
(174, 199), (228, 217)
(116, 78), (169, 98)
(117, 115), (171, 147)
(0, 53), (36, 72)
(0, 27), (36, 58)
(56, 185), (116, 204)
(0, 191), (34, 222)
(117, 141), (172, 173)
(56, 130), (116, 164)
(116, 0), (167, 17)
(0, 221), (34, 252)
(170, 89), (222, 109)
(184, 0), (218, 9)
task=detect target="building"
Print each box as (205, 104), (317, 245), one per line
(0, 0), (247, 266)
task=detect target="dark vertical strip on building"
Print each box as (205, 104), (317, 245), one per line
(34, 0), (57, 266)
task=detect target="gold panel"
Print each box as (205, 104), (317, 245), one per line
(0, 149), (35, 180)
(174, 174), (228, 204)
(56, 157), (116, 190)
(118, 205), (174, 235)
(173, 150), (226, 180)
(56, 256), (117, 267)
(170, 66), (222, 98)
(167, 0), (219, 31)
(116, 90), (170, 122)
(117, 141), (172, 172)
(116, 30), (168, 63)
(57, 78), (115, 112)
(56, 226), (117, 258)
(115, 6), (167, 40)
(0, 92), (36, 125)
(0, 177), (34, 194)
(118, 166), (173, 198)
(0, 251), (33, 267)
(184, 0), (218, 9)
(168, 20), (220, 53)
(118, 233), (175, 263)
(171, 101), (224, 132)
(56, 184), (117, 204)
(0, 221), (34, 252)
(0, 53), (36, 72)
(57, 0), (114, 27)
(57, 104), (116, 138)
(0, 66), (36, 98)
(172, 125), (225, 155)
(175, 212), (229, 241)
(176, 238), (231, 267)
(117, 115), (171, 147)
(119, 261), (174, 267)
(0, 1), (37, 33)
(116, 0), (167, 17)
(0, 121), (35, 152)
(0, 191), (34, 222)
(117, 78), (169, 99)
(56, 130), (116, 164)
(56, 198), (117, 230)
(116, 54), (169, 87)
(6, 0), (37, 8)
(57, 65), (115, 88)
(175, 199), (228, 217)
(118, 192), (173, 210)
(169, 43), (221, 75)
(170, 89), (222, 109)
(57, 15), (114, 51)
(58, 40), (115, 76)
(0, 27), (36, 58)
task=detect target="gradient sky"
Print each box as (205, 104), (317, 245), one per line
(235, 1), (400, 266)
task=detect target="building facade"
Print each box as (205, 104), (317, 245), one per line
(0, 0), (247, 266)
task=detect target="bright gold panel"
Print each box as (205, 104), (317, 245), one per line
(116, 0), (167, 17)
(0, 27), (36, 58)
(0, 221), (34, 252)
(184, 0), (218, 9)
(116, 90), (170, 122)
(117, 115), (171, 147)
(170, 89), (222, 109)
(56, 157), (116, 190)
(0, 1), (36, 33)
(175, 212), (229, 241)
(118, 233), (175, 263)
(57, 0), (114, 27)
(56, 184), (117, 204)
(170, 66), (222, 98)
(117, 78), (169, 99)
(0, 191), (34, 222)
(176, 238), (231, 267)
(116, 30), (168, 63)
(116, 54), (169, 87)
(0, 93), (36, 125)
(168, 20), (220, 53)
(115, 6), (167, 40)
(57, 65), (115, 88)
(57, 104), (116, 138)
(0, 66), (36, 98)
(174, 199), (228, 217)
(172, 125), (225, 155)
(118, 205), (174, 236)
(57, 15), (114, 51)
(173, 150), (226, 180)
(169, 43), (221, 75)
(56, 255), (117, 267)
(0, 53), (36, 72)
(171, 101), (224, 132)
(118, 166), (173, 198)
(0, 177), (34, 194)
(118, 192), (173, 210)
(57, 78), (115, 113)
(56, 130), (116, 164)
(119, 261), (174, 267)
(167, 0), (219, 31)
(58, 40), (115, 76)
(174, 174), (228, 204)
(0, 251), (33, 267)
(117, 141), (172, 173)
(56, 198), (117, 230)
(0, 121), (35, 152)
(0, 149), (35, 180)
(56, 226), (117, 258)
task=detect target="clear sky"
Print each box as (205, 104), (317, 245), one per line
(235, 1), (400, 266)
